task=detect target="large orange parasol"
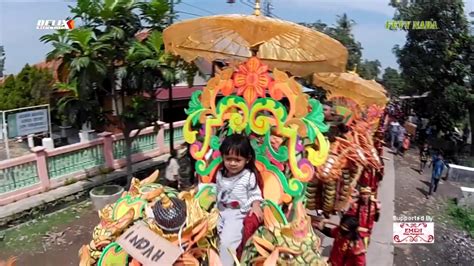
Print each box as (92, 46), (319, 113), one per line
(313, 71), (389, 108)
(163, 1), (348, 77)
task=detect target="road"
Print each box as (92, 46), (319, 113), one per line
(392, 147), (474, 265)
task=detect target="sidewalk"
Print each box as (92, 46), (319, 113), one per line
(367, 149), (395, 265)
(319, 148), (395, 265)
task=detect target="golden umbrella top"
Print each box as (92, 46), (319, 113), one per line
(163, 12), (348, 76)
(313, 72), (389, 108)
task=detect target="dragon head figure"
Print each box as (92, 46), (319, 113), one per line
(240, 200), (327, 266)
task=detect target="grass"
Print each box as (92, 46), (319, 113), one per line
(0, 201), (91, 253)
(446, 199), (474, 238)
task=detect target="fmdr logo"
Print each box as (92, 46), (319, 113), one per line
(37, 19), (74, 30)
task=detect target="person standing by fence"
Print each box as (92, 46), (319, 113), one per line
(165, 150), (180, 189)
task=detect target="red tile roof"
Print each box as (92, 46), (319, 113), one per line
(155, 85), (205, 101)
(34, 59), (63, 81)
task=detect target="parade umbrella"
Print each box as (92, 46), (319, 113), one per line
(313, 72), (389, 108)
(163, 4), (348, 77)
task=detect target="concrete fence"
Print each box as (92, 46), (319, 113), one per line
(0, 120), (186, 206)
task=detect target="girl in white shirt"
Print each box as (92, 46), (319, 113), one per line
(216, 134), (263, 266)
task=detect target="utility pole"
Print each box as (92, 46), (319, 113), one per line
(167, 0), (176, 153)
(263, 0), (273, 17)
(246, 0), (272, 17)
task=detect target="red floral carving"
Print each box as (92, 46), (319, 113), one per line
(233, 57), (271, 104)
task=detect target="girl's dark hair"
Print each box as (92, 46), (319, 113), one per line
(340, 215), (360, 241)
(219, 134), (261, 190)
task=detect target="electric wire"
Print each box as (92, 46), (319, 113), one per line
(175, 10), (204, 17)
(180, 1), (216, 15)
(239, 0), (255, 10)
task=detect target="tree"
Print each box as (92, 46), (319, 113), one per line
(0, 45), (5, 77)
(390, 0), (472, 140)
(42, 0), (194, 187)
(40, 28), (107, 129)
(382, 67), (405, 96)
(327, 14), (363, 70)
(357, 59), (381, 80)
(299, 20), (329, 33)
(0, 65), (54, 110)
(300, 14), (363, 71)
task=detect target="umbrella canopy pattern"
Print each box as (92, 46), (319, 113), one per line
(313, 72), (389, 108)
(163, 14), (348, 76)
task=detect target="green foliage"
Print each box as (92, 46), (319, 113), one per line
(357, 59), (381, 80)
(40, 0), (177, 129)
(121, 95), (160, 129)
(0, 65), (54, 110)
(446, 199), (474, 238)
(390, 0), (472, 131)
(40, 0), (194, 186)
(327, 14), (363, 70)
(300, 14), (380, 74)
(136, 0), (170, 27)
(299, 21), (329, 33)
(382, 67), (405, 96)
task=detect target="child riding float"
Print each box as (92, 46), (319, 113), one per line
(215, 134), (264, 265)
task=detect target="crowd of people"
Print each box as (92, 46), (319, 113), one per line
(383, 101), (450, 199)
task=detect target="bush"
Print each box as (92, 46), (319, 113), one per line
(0, 64), (54, 110)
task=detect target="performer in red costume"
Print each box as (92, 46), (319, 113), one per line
(359, 169), (380, 197)
(314, 215), (366, 266)
(346, 187), (381, 248)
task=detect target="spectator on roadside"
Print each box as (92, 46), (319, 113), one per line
(397, 124), (406, 155)
(177, 147), (194, 189)
(427, 152), (446, 198)
(400, 133), (411, 156)
(165, 150), (180, 189)
(419, 143), (429, 174)
(425, 125), (434, 142)
(463, 124), (470, 144)
(389, 120), (401, 151)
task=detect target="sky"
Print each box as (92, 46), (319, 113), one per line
(0, 0), (473, 75)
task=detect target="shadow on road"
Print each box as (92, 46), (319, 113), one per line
(419, 180), (431, 187)
(416, 187), (429, 197)
(410, 167), (421, 174)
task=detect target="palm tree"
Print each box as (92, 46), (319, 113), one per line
(41, 28), (110, 132)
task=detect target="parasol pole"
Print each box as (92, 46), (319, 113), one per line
(254, 0), (261, 16)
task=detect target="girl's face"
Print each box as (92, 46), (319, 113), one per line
(223, 151), (248, 176)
